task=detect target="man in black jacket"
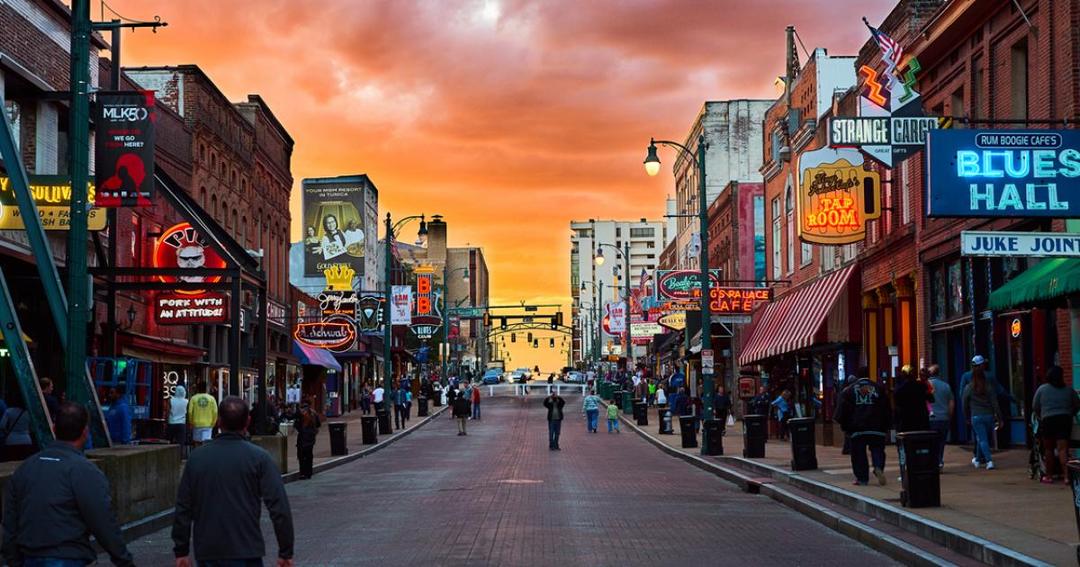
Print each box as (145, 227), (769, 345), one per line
(543, 392), (566, 450)
(2, 401), (133, 566)
(836, 377), (892, 486)
(172, 396), (294, 567)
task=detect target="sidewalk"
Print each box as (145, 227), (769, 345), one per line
(620, 406), (1074, 566)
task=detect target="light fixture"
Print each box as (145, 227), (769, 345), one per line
(416, 215), (428, 246)
(644, 140), (661, 177)
(593, 250), (605, 266)
(126, 305), (137, 327)
(462, 268), (470, 284)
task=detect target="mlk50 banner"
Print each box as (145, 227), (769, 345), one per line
(95, 92), (155, 207)
(301, 177), (373, 277)
(390, 285), (412, 325)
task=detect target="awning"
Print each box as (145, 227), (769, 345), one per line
(988, 258), (1080, 311)
(292, 340), (342, 371)
(739, 264), (856, 366)
(118, 332), (206, 364)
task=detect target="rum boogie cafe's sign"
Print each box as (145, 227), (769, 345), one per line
(927, 130), (1080, 218)
(655, 270), (722, 301)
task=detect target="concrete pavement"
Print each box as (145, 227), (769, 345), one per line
(121, 395), (897, 566)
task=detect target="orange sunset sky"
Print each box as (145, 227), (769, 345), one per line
(104, 0), (893, 369)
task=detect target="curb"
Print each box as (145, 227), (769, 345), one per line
(118, 404), (449, 540)
(604, 403), (1044, 567)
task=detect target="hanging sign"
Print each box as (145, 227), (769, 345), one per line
(605, 301), (627, 334)
(701, 349), (715, 374)
(95, 92), (155, 207)
(0, 175), (106, 230)
(658, 311), (686, 331)
(708, 287), (773, 314)
(961, 231), (1080, 258)
(356, 295), (383, 333)
(655, 270), (722, 301)
(630, 321), (662, 338)
(390, 285), (412, 325)
(926, 130), (1080, 218)
(318, 291), (357, 317)
(293, 318), (356, 350)
(153, 292), (229, 325)
(411, 271), (442, 339)
(797, 146), (881, 244)
(152, 222), (227, 295)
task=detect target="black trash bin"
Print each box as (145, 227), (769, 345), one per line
(376, 409), (392, 435)
(328, 422), (348, 456)
(702, 418), (723, 456)
(634, 402), (649, 426)
(679, 415), (698, 448)
(658, 407), (673, 434)
(361, 416), (378, 445)
(612, 391), (624, 412)
(897, 431), (941, 508)
(417, 396), (429, 417)
(432, 391), (443, 407)
(743, 414), (767, 458)
(788, 417), (817, 470)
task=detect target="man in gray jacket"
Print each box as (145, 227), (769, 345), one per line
(2, 401), (133, 566)
(172, 396), (294, 567)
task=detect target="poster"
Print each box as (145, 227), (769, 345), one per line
(301, 176), (373, 277)
(152, 222), (227, 295)
(390, 285), (412, 325)
(95, 92), (155, 207)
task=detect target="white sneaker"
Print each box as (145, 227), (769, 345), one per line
(986, 461), (995, 470)
(971, 457), (980, 468)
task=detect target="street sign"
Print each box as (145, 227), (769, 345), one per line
(701, 349), (714, 375)
(960, 231), (1080, 258)
(711, 315), (752, 324)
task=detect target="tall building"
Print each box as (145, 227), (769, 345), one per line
(447, 246), (490, 373)
(570, 218), (666, 364)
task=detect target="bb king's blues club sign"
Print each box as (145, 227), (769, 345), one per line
(926, 130), (1080, 218)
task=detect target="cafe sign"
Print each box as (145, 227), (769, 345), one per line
(655, 269), (722, 301)
(797, 146), (882, 245)
(708, 287), (773, 314)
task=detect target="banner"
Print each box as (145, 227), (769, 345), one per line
(390, 285), (412, 325)
(152, 222), (227, 295)
(0, 175), (105, 230)
(301, 177), (372, 276)
(926, 130), (1080, 218)
(797, 146), (881, 244)
(606, 301), (627, 334)
(95, 92), (155, 207)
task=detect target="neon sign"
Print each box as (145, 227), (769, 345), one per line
(153, 222), (227, 295)
(708, 287), (773, 314)
(798, 147), (881, 244)
(294, 320), (356, 350)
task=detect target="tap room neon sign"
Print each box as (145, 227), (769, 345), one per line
(926, 130), (1080, 218)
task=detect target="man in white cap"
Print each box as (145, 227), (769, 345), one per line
(957, 355), (1010, 455)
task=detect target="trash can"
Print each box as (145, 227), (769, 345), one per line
(679, 415), (698, 448)
(702, 418), (723, 456)
(634, 402), (648, 426)
(328, 422), (348, 456)
(417, 396), (429, 417)
(743, 414), (767, 458)
(788, 417), (817, 471)
(621, 390), (633, 415)
(432, 392), (443, 407)
(897, 431), (941, 508)
(658, 407), (673, 434)
(376, 408), (392, 435)
(361, 416), (378, 445)
(612, 390), (624, 411)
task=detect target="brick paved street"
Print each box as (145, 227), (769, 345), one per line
(122, 395), (897, 566)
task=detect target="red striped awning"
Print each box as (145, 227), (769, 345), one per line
(738, 264), (856, 366)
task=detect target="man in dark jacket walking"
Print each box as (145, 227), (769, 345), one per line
(172, 397), (294, 567)
(543, 392), (566, 450)
(2, 402), (133, 566)
(836, 377), (892, 486)
(295, 401), (321, 480)
(452, 388), (471, 435)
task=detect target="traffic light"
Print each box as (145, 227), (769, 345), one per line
(549, 338), (555, 348)
(511, 333), (516, 343)
(549, 318), (557, 330)
(527, 332), (533, 343)
(555, 311), (563, 327)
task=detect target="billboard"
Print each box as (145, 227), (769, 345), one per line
(95, 92), (155, 207)
(797, 146), (881, 244)
(152, 222), (227, 295)
(0, 175), (106, 230)
(926, 130), (1080, 218)
(301, 177), (373, 277)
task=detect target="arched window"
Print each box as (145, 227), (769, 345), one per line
(199, 187), (207, 209)
(199, 143), (206, 162)
(210, 195), (218, 219)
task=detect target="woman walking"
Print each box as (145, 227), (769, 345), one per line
(1032, 365), (1080, 483)
(582, 390), (601, 433)
(295, 400), (321, 479)
(962, 366), (1001, 470)
(168, 385), (189, 457)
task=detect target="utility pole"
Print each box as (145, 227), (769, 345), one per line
(623, 240), (632, 371)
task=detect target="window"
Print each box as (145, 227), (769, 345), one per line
(615, 228), (621, 238)
(630, 227), (655, 238)
(785, 182), (794, 275)
(972, 58), (984, 120)
(771, 197), (782, 280)
(950, 87), (964, 118)
(1010, 40), (1028, 120)
(645, 241), (655, 249)
(130, 213), (142, 265)
(4, 101), (20, 153)
(822, 245), (835, 271)
(900, 160), (912, 225)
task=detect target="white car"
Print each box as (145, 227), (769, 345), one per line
(565, 371), (585, 384)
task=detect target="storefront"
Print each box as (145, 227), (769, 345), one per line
(292, 339), (342, 416)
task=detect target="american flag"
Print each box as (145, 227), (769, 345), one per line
(638, 267), (651, 289)
(865, 19), (902, 68)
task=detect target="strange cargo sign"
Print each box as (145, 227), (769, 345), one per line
(926, 130), (1080, 218)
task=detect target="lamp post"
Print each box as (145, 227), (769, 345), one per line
(594, 241), (632, 371)
(645, 135), (716, 455)
(383, 213), (427, 405)
(441, 265), (470, 385)
(581, 280), (601, 367)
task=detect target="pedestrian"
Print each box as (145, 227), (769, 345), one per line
(582, 390), (601, 433)
(0, 402), (34, 462)
(771, 389), (793, 440)
(471, 384), (481, 421)
(360, 383), (372, 416)
(2, 401), (133, 566)
(715, 386), (733, 434)
(295, 400), (320, 480)
(103, 387), (132, 445)
(447, 384), (458, 420)
(39, 377), (60, 419)
(606, 400), (620, 433)
(172, 397), (294, 567)
(655, 383), (667, 407)
(749, 386), (771, 416)
(372, 383), (385, 413)
(543, 391), (566, 450)
(404, 388), (413, 424)
(835, 374), (859, 455)
(836, 376), (891, 486)
(926, 365), (953, 471)
(962, 364), (1002, 470)
(894, 365), (931, 433)
(1033, 365), (1080, 483)
(168, 385), (189, 456)
(187, 382), (217, 448)
(393, 383), (406, 430)
(452, 388), (470, 436)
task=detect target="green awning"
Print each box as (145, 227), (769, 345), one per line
(988, 258), (1080, 311)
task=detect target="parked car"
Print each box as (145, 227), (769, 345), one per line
(565, 371), (585, 384)
(482, 369), (502, 385)
(510, 368), (530, 383)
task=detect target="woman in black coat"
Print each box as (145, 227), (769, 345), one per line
(295, 402), (321, 479)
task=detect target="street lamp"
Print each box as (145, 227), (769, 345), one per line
(441, 264), (470, 385)
(383, 213), (427, 404)
(595, 242), (632, 371)
(644, 134), (716, 456)
(580, 280), (601, 366)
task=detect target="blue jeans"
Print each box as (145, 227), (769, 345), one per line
(850, 434), (886, 483)
(972, 414), (995, 464)
(548, 419), (562, 448)
(23, 559), (87, 567)
(607, 417), (619, 432)
(472, 401), (481, 420)
(586, 409), (599, 432)
(929, 420), (949, 467)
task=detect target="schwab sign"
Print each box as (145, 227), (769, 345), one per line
(960, 231), (1080, 258)
(927, 130), (1080, 218)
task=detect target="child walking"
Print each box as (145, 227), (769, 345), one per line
(606, 402), (620, 433)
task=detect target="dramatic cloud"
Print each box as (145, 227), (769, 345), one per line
(106, 0), (893, 367)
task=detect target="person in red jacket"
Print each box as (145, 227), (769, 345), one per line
(471, 384), (482, 420)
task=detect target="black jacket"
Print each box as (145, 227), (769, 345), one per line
(894, 379), (932, 432)
(836, 379), (892, 436)
(295, 409), (321, 448)
(2, 442), (132, 566)
(172, 432), (294, 561)
(452, 395), (471, 417)
(543, 396), (565, 421)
